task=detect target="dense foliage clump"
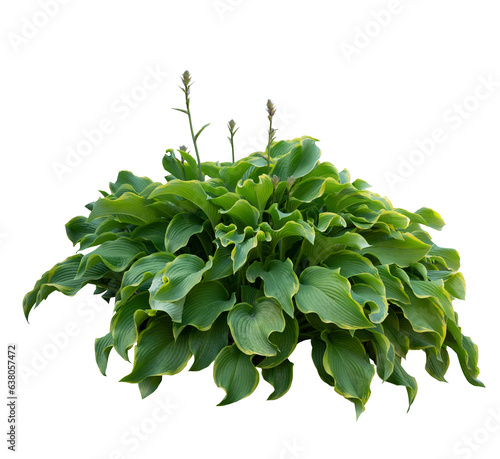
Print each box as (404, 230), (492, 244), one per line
(23, 73), (482, 417)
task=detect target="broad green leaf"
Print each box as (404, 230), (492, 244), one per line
(445, 317), (484, 387)
(396, 287), (446, 346)
(316, 212), (347, 232)
(219, 161), (254, 191)
(109, 171), (154, 195)
(322, 330), (375, 419)
(408, 279), (454, 320)
(149, 180), (221, 227)
(130, 222), (169, 251)
(311, 338), (335, 386)
(270, 220), (315, 245)
(220, 199), (260, 229)
(236, 174), (273, 211)
(267, 203), (303, 228)
(76, 238), (146, 279)
(111, 292), (151, 361)
(258, 313), (299, 369)
(120, 315), (192, 383)
(377, 265), (410, 305)
(304, 232), (370, 265)
(95, 332), (114, 376)
(360, 232), (431, 267)
(444, 272), (466, 300)
(204, 245), (233, 281)
(272, 137), (322, 181)
(262, 360), (294, 400)
(324, 250), (379, 278)
(246, 259), (299, 318)
(152, 254), (213, 304)
(180, 281), (236, 330)
(88, 192), (162, 225)
(295, 267), (374, 329)
(386, 356), (418, 410)
(415, 207), (445, 230)
(228, 298), (286, 356)
(116, 253), (174, 308)
(23, 255), (109, 319)
(189, 314), (229, 371)
(425, 347), (450, 382)
(164, 213), (205, 253)
(138, 376), (162, 399)
(65, 216), (101, 245)
(214, 344), (259, 406)
(351, 283), (388, 323)
(428, 245), (460, 271)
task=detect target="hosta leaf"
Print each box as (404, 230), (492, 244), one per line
(130, 222), (169, 251)
(149, 180), (221, 226)
(386, 356), (418, 410)
(95, 332), (114, 376)
(323, 250), (378, 278)
(116, 253), (174, 308)
(270, 138), (301, 158)
(322, 330), (375, 419)
(425, 347), (450, 382)
(267, 203), (303, 228)
(152, 254), (213, 304)
(204, 245), (233, 281)
(377, 265), (410, 305)
(445, 317), (484, 387)
(219, 161), (254, 191)
(316, 212), (347, 232)
(295, 267), (374, 329)
(76, 238), (146, 279)
(214, 344), (259, 405)
(220, 199), (260, 229)
(179, 281), (236, 330)
(228, 298), (286, 356)
(246, 259), (299, 318)
(395, 288), (446, 347)
(65, 216), (101, 245)
(236, 174), (273, 211)
(230, 227), (270, 272)
(189, 314), (229, 371)
(304, 233), (370, 265)
(258, 313), (300, 369)
(415, 207), (445, 230)
(351, 283), (388, 323)
(360, 232), (432, 267)
(311, 338), (335, 386)
(88, 192), (162, 225)
(357, 324), (395, 381)
(138, 376), (162, 399)
(23, 255), (109, 319)
(120, 315), (192, 383)
(444, 272), (466, 300)
(262, 360), (294, 400)
(164, 213), (205, 253)
(148, 271), (185, 322)
(272, 137), (322, 181)
(428, 245), (460, 271)
(381, 310), (410, 358)
(270, 220), (315, 245)
(408, 279), (454, 320)
(111, 292), (151, 361)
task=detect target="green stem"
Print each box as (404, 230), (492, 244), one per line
(185, 97), (203, 181)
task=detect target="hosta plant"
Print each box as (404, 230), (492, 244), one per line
(23, 72), (483, 418)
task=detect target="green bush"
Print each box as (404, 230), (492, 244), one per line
(23, 73), (482, 418)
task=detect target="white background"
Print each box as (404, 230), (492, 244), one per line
(1, 1), (500, 458)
